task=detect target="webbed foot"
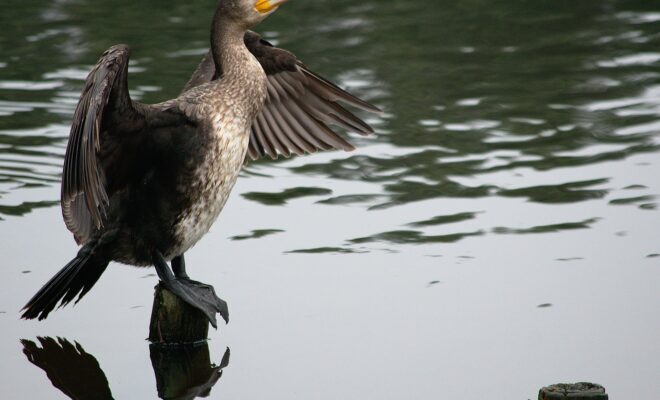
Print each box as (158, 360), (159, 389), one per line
(152, 251), (229, 328)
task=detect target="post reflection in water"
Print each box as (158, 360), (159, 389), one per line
(150, 343), (230, 400)
(20, 337), (230, 400)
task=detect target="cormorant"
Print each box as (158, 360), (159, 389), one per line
(21, 0), (379, 327)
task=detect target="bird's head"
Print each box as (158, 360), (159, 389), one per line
(217, 0), (289, 29)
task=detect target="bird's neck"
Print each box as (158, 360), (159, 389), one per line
(210, 14), (250, 79)
(207, 11), (268, 124)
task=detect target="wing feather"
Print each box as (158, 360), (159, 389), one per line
(61, 44), (142, 243)
(271, 101), (316, 153)
(260, 107), (288, 156)
(253, 114), (277, 158)
(246, 35), (380, 159)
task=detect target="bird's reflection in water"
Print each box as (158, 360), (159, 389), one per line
(20, 337), (230, 400)
(21, 337), (114, 400)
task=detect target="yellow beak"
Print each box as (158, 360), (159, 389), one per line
(255, 0), (288, 14)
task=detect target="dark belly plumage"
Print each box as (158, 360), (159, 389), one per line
(104, 116), (249, 266)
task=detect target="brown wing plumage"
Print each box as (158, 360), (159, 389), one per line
(184, 31), (381, 161)
(62, 44), (144, 243)
(181, 51), (216, 94)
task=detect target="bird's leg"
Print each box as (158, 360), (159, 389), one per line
(152, 251), (229, 328)
(172, 254), (190, 280)
(173, 254), (223, 294)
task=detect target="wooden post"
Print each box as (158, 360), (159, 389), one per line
(539, 383), (608, 400)
(148, 283), (209, 345)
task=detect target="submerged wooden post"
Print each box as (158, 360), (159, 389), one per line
(148, 283), (209, 344)
(539, 383), (608, 400)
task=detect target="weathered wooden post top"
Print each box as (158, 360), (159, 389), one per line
(538, 382), (608, 400)
(149, 284), (214, 345)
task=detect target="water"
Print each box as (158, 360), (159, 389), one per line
(1, 0), (660, 398)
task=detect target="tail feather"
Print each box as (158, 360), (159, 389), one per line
(22, 242), (109, 321)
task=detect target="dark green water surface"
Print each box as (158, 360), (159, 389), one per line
(1, 1), (659, 399)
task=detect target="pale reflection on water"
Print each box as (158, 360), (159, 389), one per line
(1, 0), (660, 399)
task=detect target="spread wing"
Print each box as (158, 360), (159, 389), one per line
(182, 31), (381, 161)
(62, 45), (145, 243)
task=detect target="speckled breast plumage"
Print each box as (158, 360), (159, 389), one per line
(168, 58), (267, 260)
(170, 114), (250, 258)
